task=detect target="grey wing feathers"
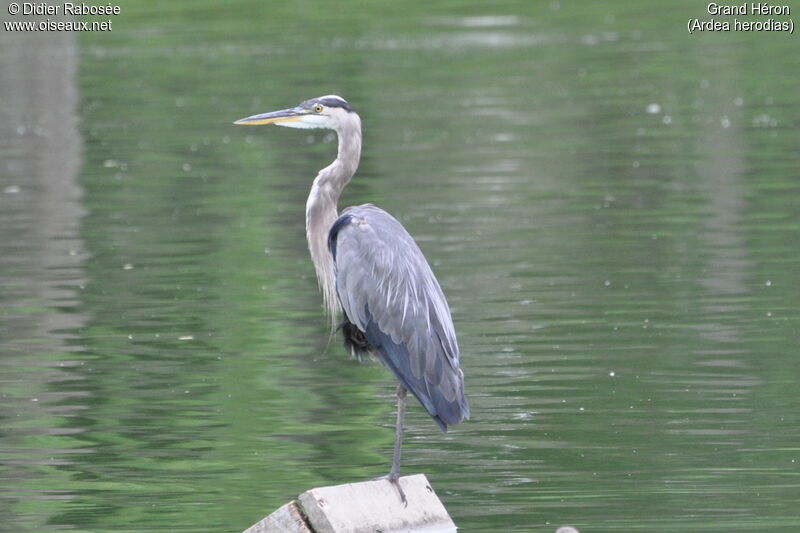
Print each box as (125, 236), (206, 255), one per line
(329, 204), (469, 431)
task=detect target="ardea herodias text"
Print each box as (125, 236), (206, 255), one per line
(235, 95), (469, 502)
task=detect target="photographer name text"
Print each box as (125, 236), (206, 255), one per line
(11, 2), (120, 16)
(5, 2), (121, 32)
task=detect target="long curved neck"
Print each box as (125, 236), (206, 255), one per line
(305, 112), (362, 324)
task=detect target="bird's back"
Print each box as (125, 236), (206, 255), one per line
(328, 204), (469, 431)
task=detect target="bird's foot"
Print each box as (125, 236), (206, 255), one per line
(373, 472), (407, 506)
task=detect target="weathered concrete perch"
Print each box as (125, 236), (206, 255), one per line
(243, 474), (457, 533)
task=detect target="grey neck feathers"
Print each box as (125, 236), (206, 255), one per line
(305, 112), (362, 327)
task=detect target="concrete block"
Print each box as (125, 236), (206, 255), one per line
(298, 474), (455, 533)
(242, 474), (456, 533)
(243, 501), (312, 533)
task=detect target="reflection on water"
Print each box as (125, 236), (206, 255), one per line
(2, 1), (800, 532)
(0, 26), (87, 533)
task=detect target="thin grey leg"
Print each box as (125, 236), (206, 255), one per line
(388, 384), (407, 505)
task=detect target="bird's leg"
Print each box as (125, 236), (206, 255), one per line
(391, 384), (407, 473)
(375, 384), (408, 505)
(390, 384), (408, 505)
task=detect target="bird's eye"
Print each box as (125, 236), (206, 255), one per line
(313, 104), (324, 113)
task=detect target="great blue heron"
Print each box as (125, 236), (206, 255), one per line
(235, 95), (469, 502)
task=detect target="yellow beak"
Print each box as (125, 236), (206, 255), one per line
(233, 106), (308, 126)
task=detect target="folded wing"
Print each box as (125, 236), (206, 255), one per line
(328, 204), (470, 431)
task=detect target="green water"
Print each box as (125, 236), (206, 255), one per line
(2, 1), (799, 531)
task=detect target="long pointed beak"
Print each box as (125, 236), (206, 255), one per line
(233, 106), (308, 126)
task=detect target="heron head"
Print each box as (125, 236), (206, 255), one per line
(234, 95), (354, 130)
